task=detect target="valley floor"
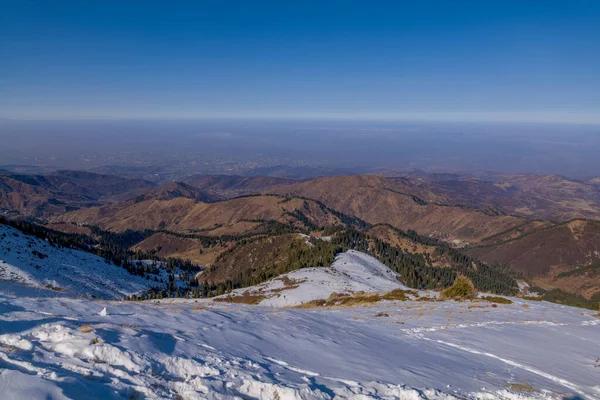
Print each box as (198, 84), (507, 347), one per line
(1, 293), (599, 399)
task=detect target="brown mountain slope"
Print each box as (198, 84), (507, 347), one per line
(269, 175), (524, 244)
(43, 222), (94, 236)
(489, 174), (600, 220)
(0, 175), (93, 217)
(0, 170), (154, 217)
(467, 219), (600, 298)
(393, 171), (600, 221)
(131, 232), (230, 266)
(199, 234), (304, 286)
(183, 175), (297, 199)
(52, 195), (349, 234)
(471, 220), (554, 246)
(109, 181), (218, 203)
(244, 165), (364, 179)
(47, 170), (155, 198)
(366, 225), (452, 268)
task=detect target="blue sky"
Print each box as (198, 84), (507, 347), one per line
(1, 0), (599, 122)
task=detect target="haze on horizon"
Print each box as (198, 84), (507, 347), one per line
(1, 1), (599, 177)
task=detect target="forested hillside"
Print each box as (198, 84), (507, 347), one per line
(201, 226), (519, 297)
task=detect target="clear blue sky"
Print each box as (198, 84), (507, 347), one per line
(1, 0), (599, 123)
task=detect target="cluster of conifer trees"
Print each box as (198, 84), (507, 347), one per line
(1, 216), (519, 300)
(0, 217), (203, 298)
(202, 225), (519, 297)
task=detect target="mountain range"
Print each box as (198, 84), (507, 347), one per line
(2, 168), (600, 301)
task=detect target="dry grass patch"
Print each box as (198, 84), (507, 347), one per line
(295, 299), (327, 309)
(0, 345), (18, 353)
(506, 382), (534, 393)
(481, 296), (513, 305)
(441, 276), (477, 300)
(416, 296), (439, 302)
(271, 277), (307, 294)
(519, 295), (542, 301)
(278, 276), (306, 287)
(382, 289), (417, 301)
(468, 304), (487, 309)
(332, 292), (381, 307)
(295, 289), (417, 308)
(214, 292), (266, 305)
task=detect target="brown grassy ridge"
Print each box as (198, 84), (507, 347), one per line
(294, 289), (419, 308)
(215, 286), (516, 308)
(132, 231), (230, 265)
(268, 174), (526, 243)
(467, 219), (600, 298)
(200, 234), (301, 285)
(53, 194), (343, 234)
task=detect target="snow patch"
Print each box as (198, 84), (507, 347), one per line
(223, 250), (409, 307)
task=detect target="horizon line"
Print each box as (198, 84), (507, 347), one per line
(2, 111), (600, 126)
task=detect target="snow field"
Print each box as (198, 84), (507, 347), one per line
(2, 230), (600, 400)
(1, 291), (599, 399)
(0, 224), (161, 299)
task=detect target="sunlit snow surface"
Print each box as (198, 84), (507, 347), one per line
(1, 235), (599, 399)
(0, 224), (155, 299)
(0, 292), (599, 399)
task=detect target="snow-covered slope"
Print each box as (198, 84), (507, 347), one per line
(0, 293), (599, 399)
(1, 240), (599, 399)
(223, 250), (409, 307)
(0, 224), (154, 299)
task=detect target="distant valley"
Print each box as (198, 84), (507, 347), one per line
(2, 168), (600, 305)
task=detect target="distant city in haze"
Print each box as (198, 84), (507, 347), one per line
(1, 119), (600, 180)
(1, 1), (599, 178)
